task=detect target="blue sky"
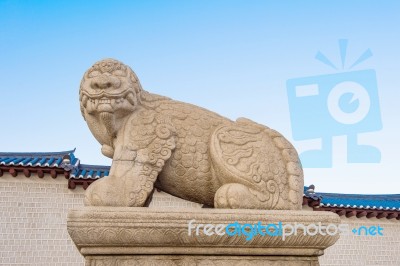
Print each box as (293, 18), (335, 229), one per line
(1, 1), (399, 194)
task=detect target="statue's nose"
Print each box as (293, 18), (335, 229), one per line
(91, 74), (121, 90)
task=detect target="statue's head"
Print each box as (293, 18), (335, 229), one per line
(79, 59), (142, 145)
(79, 59), (142, 119)
(80, 58), (142, 118)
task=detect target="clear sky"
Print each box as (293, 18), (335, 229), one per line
(1, 1), (399, 194)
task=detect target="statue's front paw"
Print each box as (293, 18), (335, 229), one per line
(101, 144), (114, 158)
(84, 175), (124, 206)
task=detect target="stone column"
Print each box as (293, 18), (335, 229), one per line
(67, 207), (340, 266)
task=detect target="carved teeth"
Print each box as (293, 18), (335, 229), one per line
(81, 95), (88, 107)
(126, 93), (136, 105)
(99, 98), (111, 104)
(86, 98), (95, 114)
(85, 95), (127, 111)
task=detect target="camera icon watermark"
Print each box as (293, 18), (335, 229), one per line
(287, 39), (382, 168)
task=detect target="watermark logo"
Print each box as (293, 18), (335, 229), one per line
(286, 39), (382, 168)
(188, 220), (383, 241)
(351, 225), (383, 236)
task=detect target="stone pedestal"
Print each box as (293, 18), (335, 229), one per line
(67, 207), (340, 266)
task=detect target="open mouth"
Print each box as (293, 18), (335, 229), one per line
(81, 90), (136, 113)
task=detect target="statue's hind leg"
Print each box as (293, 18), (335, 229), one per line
(214, 183), (278, 209)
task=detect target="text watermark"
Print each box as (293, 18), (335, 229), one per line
(188, 220), (384, 241)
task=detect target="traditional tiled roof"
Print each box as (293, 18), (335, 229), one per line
(318, 193), (400, 211)
(0, 149), (79, 178)
(68, 164), (110, 189)
(0, 149), (79, 169)
(70, 164), (110, 179)
(303, 185), (400, 220)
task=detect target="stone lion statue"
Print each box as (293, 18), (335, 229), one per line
(80, 59), (304, 210)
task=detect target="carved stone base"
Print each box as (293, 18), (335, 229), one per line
(85, 255), (318, 265)
(67, 207), (340, 266)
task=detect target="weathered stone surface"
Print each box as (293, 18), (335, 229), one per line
(72, 59), (338, 265)
(84, 256), (319, 266)
(67, 207), (340, 265)
(79, 59), (304, 209)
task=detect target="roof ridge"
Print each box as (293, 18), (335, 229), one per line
(317, 192), (400, 198)
(78, 164), (110, 170)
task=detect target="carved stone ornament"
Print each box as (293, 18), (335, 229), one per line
(67, 207), (340, 266)
(80, 59), (304, 209)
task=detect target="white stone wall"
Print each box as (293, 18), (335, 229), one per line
(0, 173), (399, 265)
(0, 173), (202, 266)
(320, 216), (400, 266)
(0, 172), (85, 265)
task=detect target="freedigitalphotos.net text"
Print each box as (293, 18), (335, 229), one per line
(187, 220), (383, 241)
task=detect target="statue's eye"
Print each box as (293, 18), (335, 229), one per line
(89, 71), (101, 78)
(113, 70), (126, 77)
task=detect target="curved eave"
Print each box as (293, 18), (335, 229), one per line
(0, 149), (78, 169)
(314, 206), (399, 220)
(0, 165), (70, 179)
(303, 193), (400, 221)
(69, 164), (110, 180)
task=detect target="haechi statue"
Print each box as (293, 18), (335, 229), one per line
(79, 59), (304, 209)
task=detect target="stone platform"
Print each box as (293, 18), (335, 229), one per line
(67, 207), (340, 266)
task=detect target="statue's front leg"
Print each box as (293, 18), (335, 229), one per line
(85, 119), (176, 207)
(114, 160), (159, 207)
(84, 160), (157, 207)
